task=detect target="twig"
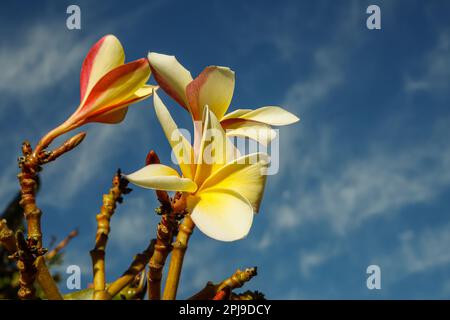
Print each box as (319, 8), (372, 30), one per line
(41, 132), (86, 164)
(188, 267), (258, 300)
(46, 229), (79, 261)
(162, 214), (195, 300)
(15, 132), (85, 299)
(90, 170), (131, 300)
(107, 239), (155, 298)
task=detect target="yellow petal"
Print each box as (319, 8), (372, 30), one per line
(194, 106), (238, 186)
(199, 153), (269, 212)
(124, 164), (197, 192)
(83, 58), (151, 113)
(153, 91), (195, 179)
(86, 85), (157, 124)
(223, 120), (277, 146)
(89, 107), (129, 124)
(221, 106), (299, 126)
(80, 35), (125, 104)
(147, 52), (193, 109)
(188, 189), (254, 242)
(186, 66), (235, 120)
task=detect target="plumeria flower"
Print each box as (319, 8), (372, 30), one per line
(36, 35), (156, 153)
(147, 52), (299, 146)
(124, 92), (269, 241)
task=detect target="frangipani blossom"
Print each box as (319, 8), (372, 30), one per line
(37, 35), (155, 152)
(125, 92), (269, 241)
(147, 52), (299, 146)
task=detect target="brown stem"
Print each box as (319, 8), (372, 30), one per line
(18, 141), (42, 247)
(16, 142), (46, 299)
(188, 267), (258, 300)
(46, 229), (79, 261)
(1, 220), (63, 300)
(148, 214), (177, 300)
(11, 231), (39, 299)
(90, 170), (131, 300)
(145, 150), (180, 300)
(17, 133), (85, 299)
(107, 240), (155, 298)
(162, 214), (195, 300)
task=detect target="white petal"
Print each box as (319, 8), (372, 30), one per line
(188, 189), (254, 242)
(147, 52), (193, 109)
(223, 120), (277, 146)
(194, 106), (239, 186)
(199, 153), (269, 212)
(222, 106), (299, 126)
(153, 92), (195, 179)
(124, 164), (197, 192)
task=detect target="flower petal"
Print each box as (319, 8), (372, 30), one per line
(80, 35), (125, 103)
(186, 66), (235, 120)
(222, 119), (277, 146)
(86, 85), (157, 124)
(153, 91), (195, 179)
(147, 52), (193, 110)
(199, 153), (269, 212)
(194, 106), (239, 186)
(124, 164), (197, 192)
(80, 58), (151, 115)
(221, 107), (299, 126)
(89, 107), (129, 124)
(188, 189), (254, 242)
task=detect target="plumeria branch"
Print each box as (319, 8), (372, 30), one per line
(163, 213), (194, 300)
(1, 220), (62, 299)
(106, 239), (155, 298)
(90, 170), (131, 300)
(8, 231), (45, 299)
(35, 256), (63, 300)
(188, 267), (258, 300)
(145, 150), (186, 300)
(14, 132), (86, 299)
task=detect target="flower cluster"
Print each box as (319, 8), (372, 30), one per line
(42, 34), (299, 242)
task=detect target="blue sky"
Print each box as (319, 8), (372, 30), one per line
(1, 0), (450, 299)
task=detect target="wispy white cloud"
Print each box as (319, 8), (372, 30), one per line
(378, 223), (450, 286)
(256, 4), (450, 247)
(0, 24), (91, 104)
(271, 117), (450, 236)
(405, 30), (450, 93)
(299, 245), (340, 278)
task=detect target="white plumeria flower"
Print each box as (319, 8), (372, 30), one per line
(147, 52), (300, 146)
(125, 92), (269, 242)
